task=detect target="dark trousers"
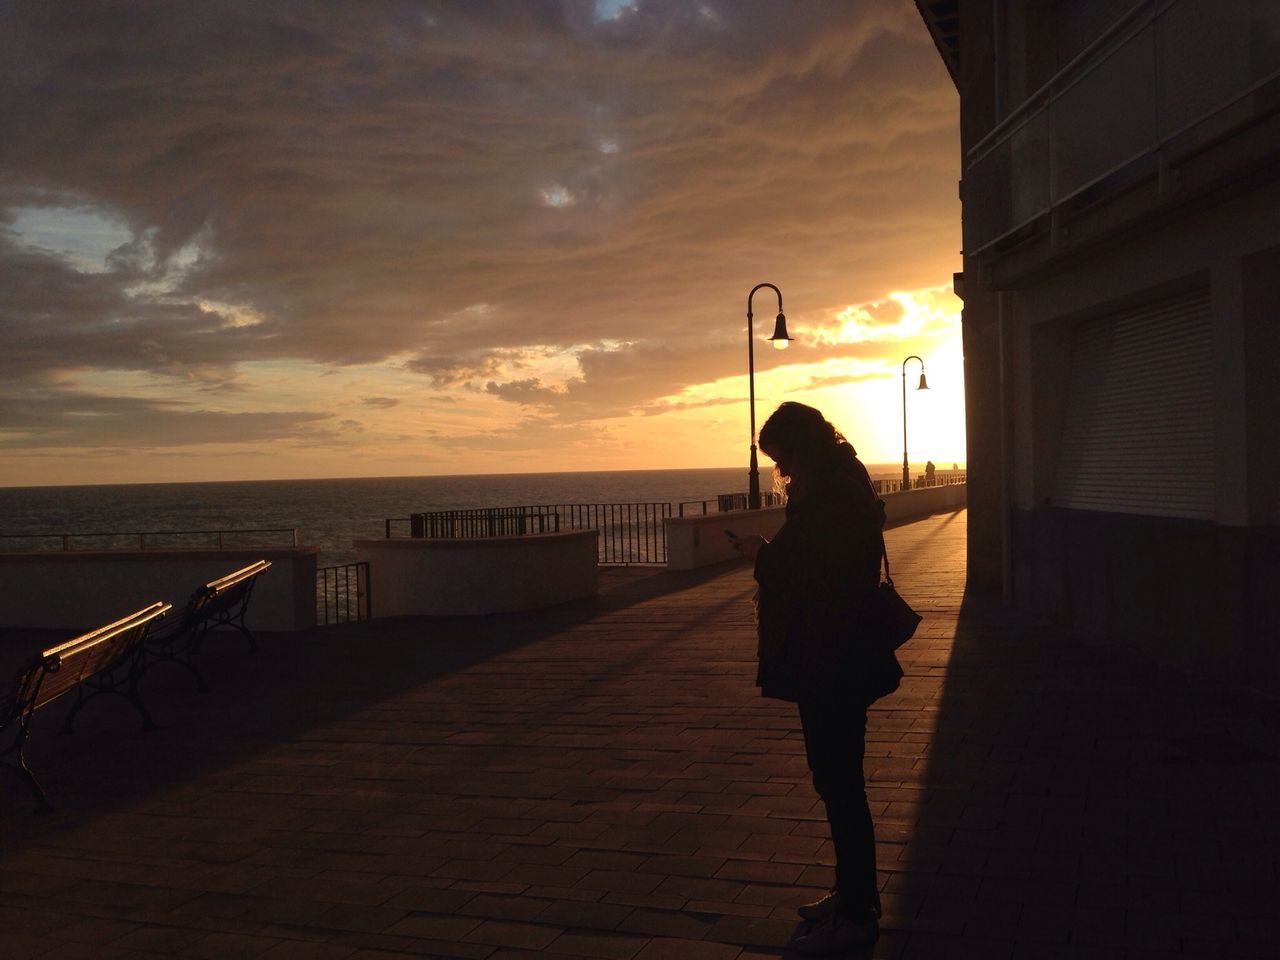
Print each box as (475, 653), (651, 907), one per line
(798, 698), (879, 918)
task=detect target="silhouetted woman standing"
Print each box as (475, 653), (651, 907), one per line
(733, 402), (900, 955)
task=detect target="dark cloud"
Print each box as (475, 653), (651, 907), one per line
(0, 235), (277, 387)
(405, 350), (524, 387)
(0, 0), (957, 456)
(360, 396), (399, 408)
(0, 389), (332, 449)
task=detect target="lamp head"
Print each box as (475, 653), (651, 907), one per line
(917, 372), (929, 390)
(768, 312), (792, 351)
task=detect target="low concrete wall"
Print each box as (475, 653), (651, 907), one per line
(884, 482), (967, 524)
(663, 484), (967, 570)
(0, 547), (319, 633)
(355, 530), (599, 617)
(664, 507), (787, 570)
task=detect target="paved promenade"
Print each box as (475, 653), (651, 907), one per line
(1, 510), (1276, 959)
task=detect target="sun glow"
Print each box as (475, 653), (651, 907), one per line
(741, 286), (967, 467)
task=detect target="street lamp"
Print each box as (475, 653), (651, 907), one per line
(746, 283), (793, 509)
(901, 355), (929, 489)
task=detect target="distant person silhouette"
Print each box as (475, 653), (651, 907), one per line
(925, 460), (936, 484)
(732, 402), (901, 954)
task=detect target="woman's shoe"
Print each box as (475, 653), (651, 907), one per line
(790, 913), (879, 955)
(796, 889), (839, 922)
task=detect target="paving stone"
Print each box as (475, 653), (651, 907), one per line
(614, 906), (717, 939)
(633, 937), (743, 960)
(258, 941), (358, 960)
(541, 930), (647, 959)
(532, 898), (630, 931)
(462, 919), (564, 950)
(458, 893), (552, 923)
(385, 914), (482, 941)
(179, 930), (285, 958)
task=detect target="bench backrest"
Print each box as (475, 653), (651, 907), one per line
(171, 559), (273, 633)
(3, 602), (172, 724)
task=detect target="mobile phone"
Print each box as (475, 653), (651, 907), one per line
(724, 529), (738, 540)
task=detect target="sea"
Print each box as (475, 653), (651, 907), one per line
(0, 465), (908, 568)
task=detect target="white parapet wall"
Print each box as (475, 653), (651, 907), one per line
(664, 506), (788, 570)
(664, 483), (967, 570)
(355, 530), (599, 617)
(884, 482), (967, 524)
(0, 547), (319, 633)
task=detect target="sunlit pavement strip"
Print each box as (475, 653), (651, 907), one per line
(1, 509), (1276, 959)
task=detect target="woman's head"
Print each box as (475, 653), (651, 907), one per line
(758, 402), (852, 480)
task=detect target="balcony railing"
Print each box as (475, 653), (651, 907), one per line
(964, 0), (1280, 254)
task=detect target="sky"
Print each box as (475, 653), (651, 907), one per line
(0, 0), (962, 487)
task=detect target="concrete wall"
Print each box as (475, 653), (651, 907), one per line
(356, 530), (598, 617)
(0, 547), (319, 633)
(884, 483), (968, 526)
(1012, 507), (1280, 696)
(664, 485), (968, 571)
(664, 507), (787, 571)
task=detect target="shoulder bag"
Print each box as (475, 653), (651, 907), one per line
(878, 533), (922, 650)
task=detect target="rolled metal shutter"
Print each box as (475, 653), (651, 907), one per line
(1054, 290), (1214, 519)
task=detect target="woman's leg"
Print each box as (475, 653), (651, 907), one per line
(798, 698), (878, 918)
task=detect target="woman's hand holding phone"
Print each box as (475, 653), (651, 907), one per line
(728, 531), (767, 561)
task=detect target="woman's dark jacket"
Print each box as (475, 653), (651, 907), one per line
(753, 450), (902, 704)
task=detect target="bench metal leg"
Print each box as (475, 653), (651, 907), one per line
(13, 753), (53, 813)
(58, 686), (87, 735)
(138, 642), (210, 694)
(1, 727), (53, 813)
(200, 615), (258, 656)
(192, 624), (257, 661)
(127, 672), (158, 731)
(60, 676), (157, 735)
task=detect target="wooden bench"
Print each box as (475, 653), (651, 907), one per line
(139, 559), (272, 693)
(0, 601), (172, 810)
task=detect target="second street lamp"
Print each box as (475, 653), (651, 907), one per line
(746, 282), (793, 509)
(901, 355), (929, 489)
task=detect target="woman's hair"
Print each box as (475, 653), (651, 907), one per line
(758, 402), (857, 479)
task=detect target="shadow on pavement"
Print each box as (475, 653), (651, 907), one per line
(0, 560), (749, 848)
(888, 580), (1279, 959)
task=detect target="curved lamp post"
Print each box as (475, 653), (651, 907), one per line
(747, 283), (793, 509)
(901, 355), (929, 489)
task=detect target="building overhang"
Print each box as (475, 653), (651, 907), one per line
(915, 0), (959, 88)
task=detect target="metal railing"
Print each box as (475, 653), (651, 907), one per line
(317, 561), (371, 625)
(407, 508), (560, 539)
(872, 472), (967, 495)
(677, 491), (785, 516)
(388, 502), (673, 565)
(964, 0), (1280, 253)
(0, 527), (299, 552)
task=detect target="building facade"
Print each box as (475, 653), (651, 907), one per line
(918, 0), (1280, 694)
